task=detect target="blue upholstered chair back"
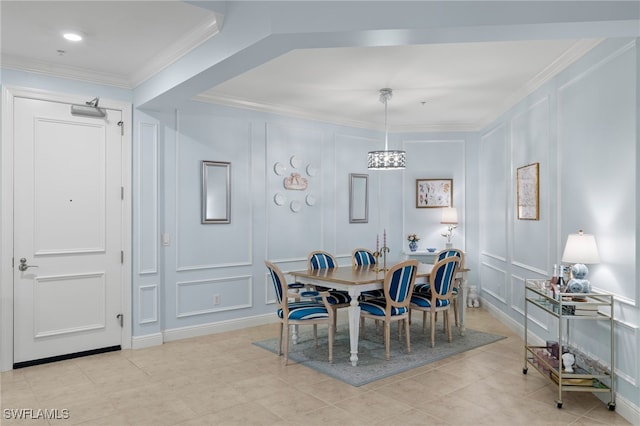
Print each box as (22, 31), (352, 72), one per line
(385, 261), (418, 305)
(437, 248), (464, 264)
(309, 251), (337, 269)
(352, 248), (376, 266)
(265, 261), (285, 304)
(431, 257), (460, 298)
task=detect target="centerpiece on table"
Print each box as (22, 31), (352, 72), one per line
(407, 234), (420, 252)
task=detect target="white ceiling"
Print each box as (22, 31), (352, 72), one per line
(0, 1), (604, 131)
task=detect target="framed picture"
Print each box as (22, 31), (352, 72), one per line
(516, 162), (539, 220)
(416, 179), (452, 208)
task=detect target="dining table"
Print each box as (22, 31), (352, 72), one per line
(290, 262), (469, 366)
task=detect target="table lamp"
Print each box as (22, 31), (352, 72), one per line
(440, 207), (458, 248)
(561, 230), (600, 294)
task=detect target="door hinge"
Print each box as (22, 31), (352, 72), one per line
(117, 121), (124, 136)
(116, 314), (123, 328)
(121, 251), (124, 264)
(121, 186), (124, 200)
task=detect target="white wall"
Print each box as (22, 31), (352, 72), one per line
(478, 38), (639, 414)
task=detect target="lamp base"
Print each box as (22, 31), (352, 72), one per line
(445, 243), (453, 249)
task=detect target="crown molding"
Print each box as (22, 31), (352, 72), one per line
(196, 39), (602, 133)
(474, 38), (603, 129)
(1, 15), (222, 89)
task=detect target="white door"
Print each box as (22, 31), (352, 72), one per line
(13, 97), (124, 366)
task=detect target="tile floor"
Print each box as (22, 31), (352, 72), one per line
(0, 308), (630, 425)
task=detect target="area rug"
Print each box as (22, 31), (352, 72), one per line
(253, 321), (505, 386)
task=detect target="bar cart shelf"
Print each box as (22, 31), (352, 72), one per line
(523, 279), (615, 410)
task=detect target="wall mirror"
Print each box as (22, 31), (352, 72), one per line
(201, 161), (231, 224)
(349, 173), (368, 223)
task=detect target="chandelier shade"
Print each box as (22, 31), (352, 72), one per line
(368, 88), (406, 170)
(367, 150), (406, 169)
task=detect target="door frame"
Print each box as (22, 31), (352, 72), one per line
(1, 86), (132, 371)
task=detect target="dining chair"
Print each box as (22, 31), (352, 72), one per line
(308, 251), (352, 303)
(410, 256), (461, 347)
(265, 261), (334, 365)
(359, 260), (418, 360)
(351, 248), (385, 299)
(414, 248), (464, 327)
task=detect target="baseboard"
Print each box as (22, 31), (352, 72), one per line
(162, 313), (276, 342)
(481, 298), (640, 425)
(131, 332), (163, 349)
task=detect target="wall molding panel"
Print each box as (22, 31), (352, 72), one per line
(480, 262), (507, 304)
(176, 275), (252, 318)
(138, 284), (158, 324)
(137, 121), (158, 275)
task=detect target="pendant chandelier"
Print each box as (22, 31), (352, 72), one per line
(367, 88), (406, 170)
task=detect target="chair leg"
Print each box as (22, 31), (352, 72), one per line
(404, 318), (411, 354)
(430, 310), (436, 348)
(422, 311), (427, 335)
(313, 324), (318, 347)
(446, 310), (453, 343)
(277, 322), (283, 356)
(360, 317), (366, 339)
(284, 321), (290, 365)
(384, 320), (391, 361)
(328, 323), (334, 364)
(453, 297), (459, 327)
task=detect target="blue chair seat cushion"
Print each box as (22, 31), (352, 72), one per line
(359, 299), (408, 316)
(288, 282), (306, 289)
(277, 302), (329, 320)
(328, 290), (352, 305)
(410, 293), (450, 308)
(310, 284), (351, 304)
(414, 283), (431, 293)
(360, 289), (385, 299)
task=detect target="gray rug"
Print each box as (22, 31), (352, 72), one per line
(253, 321), (505, 386)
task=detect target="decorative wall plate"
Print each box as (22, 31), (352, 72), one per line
(273, 193), (286, 206)
(290, 155), (301, 168)
(273, 162), (286, 176)
(306, 164), (317, 177)
(290, 200), (302, 213)
(305, 194), (316, 206)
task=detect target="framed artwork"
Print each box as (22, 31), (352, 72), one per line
(416, 179), (452, 208)
(516, 162), (539, 220)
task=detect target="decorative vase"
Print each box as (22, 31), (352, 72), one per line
(409, 241), (418, 252)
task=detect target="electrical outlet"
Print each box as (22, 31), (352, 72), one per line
(213, 294), (220, 305)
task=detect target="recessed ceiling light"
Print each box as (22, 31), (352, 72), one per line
(63, 32), (83, 42)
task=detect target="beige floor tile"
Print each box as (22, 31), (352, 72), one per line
(0, 307), (631, 426)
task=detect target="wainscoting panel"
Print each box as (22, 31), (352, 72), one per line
(137, 122), (158, 275)
(138, 284), (158, 324)
(176, 275), (252, 318)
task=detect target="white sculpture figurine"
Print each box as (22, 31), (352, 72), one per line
(562, 352), (575, 373)
(467, 285), (480, 308)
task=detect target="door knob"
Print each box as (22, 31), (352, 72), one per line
(18, 258), (38, 272)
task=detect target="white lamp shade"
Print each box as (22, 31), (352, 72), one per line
(440, 207), (458, 224)
(561, 231), (600, 264)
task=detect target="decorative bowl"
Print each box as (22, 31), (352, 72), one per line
(427, 248), (437, 253)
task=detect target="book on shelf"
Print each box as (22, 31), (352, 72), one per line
(574, 308), (599, 316)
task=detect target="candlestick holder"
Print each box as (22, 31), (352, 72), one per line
(373, 246), (390, 273)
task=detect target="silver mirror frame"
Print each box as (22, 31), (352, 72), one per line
(201, 161), (231, 224)
(349, 173), (369, 223)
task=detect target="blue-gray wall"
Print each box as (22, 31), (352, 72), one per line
(1, 36), (638, 418)
(477, 38), (638, 410)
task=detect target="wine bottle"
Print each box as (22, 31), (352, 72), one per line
(557, 265), (566, 294)
(550, 264), (558, 286)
